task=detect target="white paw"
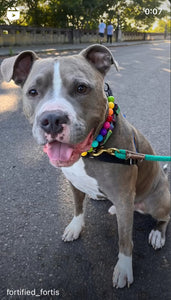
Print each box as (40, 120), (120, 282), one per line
(62, 214), (84, 242)
(149, 230), (165, 250)
(108, 205), (116, 215)
(113, 253), (133, 288)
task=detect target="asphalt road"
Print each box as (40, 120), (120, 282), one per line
(0, 41), (170, 300)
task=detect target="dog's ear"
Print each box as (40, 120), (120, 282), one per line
(80, 44), (119, 76)
(1, 51), (38, 86)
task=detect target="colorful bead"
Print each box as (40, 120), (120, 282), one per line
(92, 140), (99, 148)
(116, 106), (120, 114)
(106, 115), (113, 122)
(102, 130), (112, 144)
(81, 152), (87, 156)
(100, 128), (107, 136)
(96, 134), (103, 142)
(109, 102), (114, 109)
(88, 147), (93, 152)
(103, 122), (110, 129)
(81, 93), (120, 157)
(109, 108), (113, 116)
(108, 96), (115, 102)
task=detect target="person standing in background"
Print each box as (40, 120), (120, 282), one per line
(107, 22), (114, 44)
(98, 19), (106, 44)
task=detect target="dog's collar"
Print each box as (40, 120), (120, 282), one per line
(81, 83), (120, 157)
(81, 83), (137, 166)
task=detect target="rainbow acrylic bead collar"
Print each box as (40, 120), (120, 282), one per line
(81, 84), (120, 157)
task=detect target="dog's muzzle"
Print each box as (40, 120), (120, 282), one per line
(36, 110), (94, 167)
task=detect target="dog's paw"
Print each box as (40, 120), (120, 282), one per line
(148, 229), (165, 250)
(62, 214), (84, 242)
(113, 253), (133, 288)
(108, 205), (116, 215)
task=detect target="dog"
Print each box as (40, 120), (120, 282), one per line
(1, 44), (170, 288)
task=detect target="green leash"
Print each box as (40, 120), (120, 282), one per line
(92, 147), (171, 162)
(115, 149), (171, 162)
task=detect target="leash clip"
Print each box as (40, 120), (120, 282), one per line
(92, 147), (120, 157)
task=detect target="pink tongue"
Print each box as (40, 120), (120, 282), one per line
(43, 142), (74, 162)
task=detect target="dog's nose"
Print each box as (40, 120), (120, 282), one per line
(40, 111), (69, 136)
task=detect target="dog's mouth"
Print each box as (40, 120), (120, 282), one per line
(43, 130), (93, 167)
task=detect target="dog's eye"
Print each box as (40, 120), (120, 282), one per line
(28, 89), (38, 97)
(77, 85), (87, 94)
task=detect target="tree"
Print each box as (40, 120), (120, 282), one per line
(19, 0), (48, 26)
(122, 0), (170, 31)
(43, 0), (118, 29)
(149, 18), (171, 33)
(0, 0), (169, 31)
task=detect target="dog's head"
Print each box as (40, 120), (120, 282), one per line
(1, 44), (118, 167)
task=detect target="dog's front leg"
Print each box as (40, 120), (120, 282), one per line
(62, 183), (86, 242)
(113, 195), (134, 288)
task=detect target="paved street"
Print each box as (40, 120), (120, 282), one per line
(0, 41), (170, 300)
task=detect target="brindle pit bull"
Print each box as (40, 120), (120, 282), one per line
(1, 45), (170, 288)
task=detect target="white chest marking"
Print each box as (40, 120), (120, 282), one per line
(62, 158), (104, 199)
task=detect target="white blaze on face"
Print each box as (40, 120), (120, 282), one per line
(36, 61), (77, 117)
(54, 60), (62, 98)
(52, 61), (77, 116)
